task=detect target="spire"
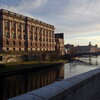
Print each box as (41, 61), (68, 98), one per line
(89, 42), (92, 46)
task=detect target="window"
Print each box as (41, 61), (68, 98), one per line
(12, 22), (16, 29)
(23, 25), (25, 32)
(19, 41), (21, 46)
(18, 34), (21, 39)
(6, 40), (9, 45)
(5, 21), (9, 27)
(30, 42), (32, 46)
(7, 48), (9, 51)
(12, 33), (16, 39)
(30, 35), (33, 40)
(24, 41), (27, 46)
(0, 56), (2, 61)
(13, 41), (16, 46)
(13, 48), (15, 51)
(18, 24), (21, 32)
(19, 48), (21, 51)
(5, 32), (9, 38)
(24, 34), (26, 39)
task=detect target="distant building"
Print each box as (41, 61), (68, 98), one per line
(97, 48), (100, 52)
(75, 42), (98, 53)
(55, 33), (64, 55)
(64, 44), (75, 54)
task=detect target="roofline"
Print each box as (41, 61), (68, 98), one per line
(0, 9), (55, 28)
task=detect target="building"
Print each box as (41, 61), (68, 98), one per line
(75, 42), (98, 53)
(0, 9), (65, 62)
(55, 33), (64, 55)
(0, 9), (56, 52)
(64, 44), (75, 54)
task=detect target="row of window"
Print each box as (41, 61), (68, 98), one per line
(6, 48), (24, 51)
(5, 32), (25, 39)
(6, 40), (55, 47)
(5, 32), (54, 42)
(4, 20), (54, 37)
(6, 48), (55, 51)
(6, 40), (23, 46)
(5, 31), (54, 39)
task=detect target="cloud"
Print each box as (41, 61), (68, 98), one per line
(0, 0), (47, 16)
(0, 0), (100, 45)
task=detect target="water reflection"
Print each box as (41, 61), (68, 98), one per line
(64, 56), (100, 79)
(1, 56), (100, 100)
(0, 64), (64, 100)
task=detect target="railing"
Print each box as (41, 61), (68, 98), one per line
(9, 68), (100, 100)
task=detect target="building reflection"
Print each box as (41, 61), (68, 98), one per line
(0, 64), (64, 100)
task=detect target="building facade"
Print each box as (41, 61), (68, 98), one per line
(64, 44), (75, 54)
(75, 42), (98, 53)
(55, 33), (64, 55)
(0, 9), (55, 52)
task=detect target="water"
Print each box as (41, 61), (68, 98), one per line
(64, 55), (100, 79)
(1, 55), (100, 100)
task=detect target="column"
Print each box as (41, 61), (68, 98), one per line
(9, 21), (12, 39)
(15, 23), (18, 39)
(27, 25), (30, 51)
(21, 24), (24, 40)
(2, 20), (5, 38)
(41, 28), (43, 51)
(38, 27), (40, 41)
(51, 31), (52, 51)
(44, 29), (46, 50)
(47, 31), (49, 51)
(32, 26), (34, 41)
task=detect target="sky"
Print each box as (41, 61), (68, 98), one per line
(0, 0), (100, 46)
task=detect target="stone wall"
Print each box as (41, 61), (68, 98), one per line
(0, 54), (40, 63)
(9, 68), (100, 100)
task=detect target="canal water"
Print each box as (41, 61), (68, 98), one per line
(64, 55), (100, 79)
(1, 55), (100, 100)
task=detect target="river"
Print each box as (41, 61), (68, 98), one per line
(1, 55), (100, 100)
(64, 55), (100, 79)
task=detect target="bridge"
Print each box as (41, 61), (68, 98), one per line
(65, 52), (100, 59)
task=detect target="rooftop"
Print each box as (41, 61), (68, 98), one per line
(0, 9), (54, 28)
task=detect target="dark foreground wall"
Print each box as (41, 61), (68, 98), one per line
(9, 68), (100, 100)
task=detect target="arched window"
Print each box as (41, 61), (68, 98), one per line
(6, 48), (9, 51)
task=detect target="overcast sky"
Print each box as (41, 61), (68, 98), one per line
(0, 0), (100, 46)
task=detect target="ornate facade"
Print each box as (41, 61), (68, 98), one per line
(0, 9), (55, 52)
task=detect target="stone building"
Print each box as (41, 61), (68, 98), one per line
(55, 33), (64, 55)
(75, 42), (98, 53)
(0, 9), (55, 52)
(0, 9), (65, 62)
